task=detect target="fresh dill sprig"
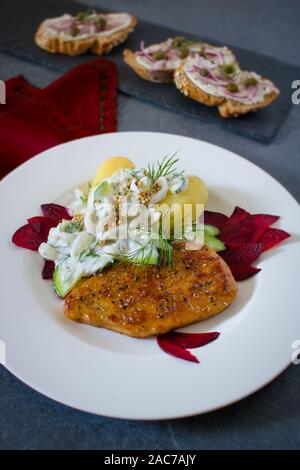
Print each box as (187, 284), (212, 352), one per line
(125, 239), (156, 266)
(78, 248), (99, 262)
(157, 236), (174, 267)
(120, 225), (174, 267)
(146, 152), (182, 186)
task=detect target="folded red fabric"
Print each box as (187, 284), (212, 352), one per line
(0, 59), (118, 176)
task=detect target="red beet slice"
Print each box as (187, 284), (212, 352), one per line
(12, 224), (42, 251)
(251, 214), (280, 242)
(228, 264), (261, 281)
(157, 336), (199, 363)
(204, 210), (228, 230)
(260, 228), (290, 252)
(219, 207), (256, 244)
(28, 216), (57, 242)
(162, 331), (220, 349)
(221, 242), (262, 266)
(41, 203), (72, 222)
(223, 206), (250, 228)
(42, 260), (55, 279)
(220, 215), (256, 244)
(252, 214), (279, 227)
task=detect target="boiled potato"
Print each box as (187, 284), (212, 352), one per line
(159, 176), (208, 228)
(92, 156), (135, 186)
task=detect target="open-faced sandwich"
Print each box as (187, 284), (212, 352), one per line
(124, 36), (279, 117)
(123, 36), (205, 83)
(174, 52), (279, 117)
(35, 9), (137, 55)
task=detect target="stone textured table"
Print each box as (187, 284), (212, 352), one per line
(0, 0), (299, 450)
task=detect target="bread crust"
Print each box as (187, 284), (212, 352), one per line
(34, 15), (137, 56)
(218, 89), (279, 117)
(123, 48), (174, 83)
(174, 64), (225, 106)
(175, 65), (279, 117)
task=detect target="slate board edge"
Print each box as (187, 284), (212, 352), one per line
(2, 44), (293, 145)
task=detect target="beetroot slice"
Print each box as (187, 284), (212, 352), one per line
(157, 336), (199, 363)
(252, 214), (279, 227)
(259, 228), (290, 252)
(41, 203), (72, 222)
(12, 224), (42, 251)
(28, 216), (57, 242)
(163, 331), (220, 349)
(221, 242), (262, 266)
(251, 214), (280, 242)
(228, 264), (261, 281)
(219, 207), (253, 243)
(204, 210), (228, 230)
(220, 215), (256, 244)
(12, 224), (41, 251)
(223, 206), (250, 228)
(42, 260), (55, 279)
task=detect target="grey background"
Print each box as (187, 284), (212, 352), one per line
(0, 0), (300, 450)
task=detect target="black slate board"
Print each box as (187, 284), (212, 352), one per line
(1, 0), (298, 143)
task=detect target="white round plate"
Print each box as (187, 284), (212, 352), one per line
(1, 132), (299, 420)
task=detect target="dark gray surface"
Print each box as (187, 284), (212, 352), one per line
(0, 0), (300, 450)
(1, 0), (298, 142)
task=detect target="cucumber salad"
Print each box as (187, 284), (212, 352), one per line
(38, 155), (224, 297)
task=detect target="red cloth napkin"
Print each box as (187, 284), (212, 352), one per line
(0, 59), (118, 178)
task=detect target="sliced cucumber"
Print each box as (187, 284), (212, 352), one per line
(169, 175), (187, 194)
(136, 256), (159, 265)
(94, 180), (111, 202)
(204, 233), (225, 252)
(131, 252), (159, 265)
(128, 245), (159, 265)
(60, 220), (82, 233)
(204, 224), (220, 237)
(53, 260), (82, 298)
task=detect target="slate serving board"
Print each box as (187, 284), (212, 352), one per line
(0, 0), (298, 143)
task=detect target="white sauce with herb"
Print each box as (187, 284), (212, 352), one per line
(184, 51), (278, 104)
(43, 12), (132, 40)
(135, 38), (204, 72)
(39, 159), (188, 295)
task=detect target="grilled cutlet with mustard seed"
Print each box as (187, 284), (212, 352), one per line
(64, 243), (237, 338)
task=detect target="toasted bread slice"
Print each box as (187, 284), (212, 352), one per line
(35, 29), (94, 55)
(174, 45), (240, 106)
(174, 63), (225, 106)
(175, 60), (280, 117)
(91, 17), (137, 55)
(218, 90), (279, 117)
(123, 37), (206, 84)
(123, 48), (175, 83)
(35, 13), (137, 56)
